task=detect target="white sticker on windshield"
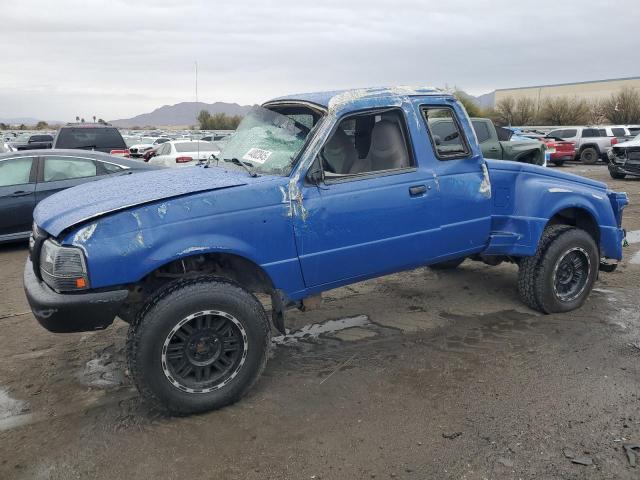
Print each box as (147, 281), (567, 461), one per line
(243, 148), (272, 164)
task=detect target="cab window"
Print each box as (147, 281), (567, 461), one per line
(319, 109), (413, 178)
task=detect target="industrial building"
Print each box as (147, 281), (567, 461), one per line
(493, 76), (640, 106)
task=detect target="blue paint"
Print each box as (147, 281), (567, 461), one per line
(33, 87), (628, 301)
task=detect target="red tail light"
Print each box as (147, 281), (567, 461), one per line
(610, 137), (618, 146)
(110, 149), (130, 157)
(175, 156), (193, 163)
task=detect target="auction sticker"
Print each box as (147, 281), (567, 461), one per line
(243, 148), (272, 164)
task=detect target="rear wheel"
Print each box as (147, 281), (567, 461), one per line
(580, 147), (598, 164)
(429, 258), (465, 270)
(127, 277), (270, 415)
(518, 226), (598, 313)
(609, 170), (626, 180)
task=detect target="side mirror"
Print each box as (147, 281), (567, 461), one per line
(307, 158), (325, 185)
(433, 135), (442, 146)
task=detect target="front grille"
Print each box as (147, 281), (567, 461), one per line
(627, 148), (640, 161)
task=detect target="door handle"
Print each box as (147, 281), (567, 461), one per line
(409, 185), (427, 196)
(489, 147), (500, 151)
(11, 191), (31, 197)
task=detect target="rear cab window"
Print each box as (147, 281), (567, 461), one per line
(422, 106), (470, 159)
(611, 128), (626, 137)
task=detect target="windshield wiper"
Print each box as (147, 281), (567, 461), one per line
(223, 157), (259, 177)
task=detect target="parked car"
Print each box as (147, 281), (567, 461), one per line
(24, 87), (628, 415)
(1, 142), (15, 153)
(0, 150), (160, 243)
(52, 123), (129, 156)
(10, 133), (54, 150)
(129, 137), (170, 158)
(546, 127), (617, 164)
(148, 140), (221, 167)
(432, 118), (546, 165)
(521, 133), (576, 166)
(607, 134), (640, 179)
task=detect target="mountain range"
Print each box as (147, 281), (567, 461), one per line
(109, 101), (254, 127)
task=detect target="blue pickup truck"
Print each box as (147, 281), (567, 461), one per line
(24, 87), (628, 414)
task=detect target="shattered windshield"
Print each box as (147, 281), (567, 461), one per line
(216, 105), (317, 176)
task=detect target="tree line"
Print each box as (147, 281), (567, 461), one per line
(197, 111), (243, 130)
(462, 86), (640, 127)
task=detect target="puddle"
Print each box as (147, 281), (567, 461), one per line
(78, 346), (125, 388)
(273, 315), (371, 345)
(626, 230), (640, 244)
(0, 387), (32, 432)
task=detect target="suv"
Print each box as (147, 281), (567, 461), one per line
(546, 127), (617, 164)
(53, 123), (129, 156)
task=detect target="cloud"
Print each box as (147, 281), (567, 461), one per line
(1, 0), (638, 120)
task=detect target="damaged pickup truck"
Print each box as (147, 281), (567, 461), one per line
(24, 86), (628, 415)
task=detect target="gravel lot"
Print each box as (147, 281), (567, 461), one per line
(1, 164), (639, 479)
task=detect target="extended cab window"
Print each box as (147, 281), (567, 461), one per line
(319, 109), (413, 178)
(422, 107), (470, 159)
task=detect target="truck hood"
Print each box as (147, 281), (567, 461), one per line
(485, 159), (607, 190)
(34, 166), (260, 236)
(614, 138), (640, 148)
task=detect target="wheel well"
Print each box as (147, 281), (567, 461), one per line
(547, 208), (599, 244)
(515, 149), (541, 165)
(120, 253), (278, 324)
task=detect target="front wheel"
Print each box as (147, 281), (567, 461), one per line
(517, 226), (598, 313)
(127, 277), (271, 415)
(580, 147), (598, 164)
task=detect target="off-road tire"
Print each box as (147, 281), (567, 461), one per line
(126, 276), (271, 415)
(429, 257), (465, 270)
(609, 170), (626, 180)
(580, 147), (598, 165)
(518, 226), (598, 313)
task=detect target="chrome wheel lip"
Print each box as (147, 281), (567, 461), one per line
(552, 247), (591, 303)
(161, 310), (248, 394)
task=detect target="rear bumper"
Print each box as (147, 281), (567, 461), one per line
(550, 153), (574, 162)
(23, 260), (128, 333)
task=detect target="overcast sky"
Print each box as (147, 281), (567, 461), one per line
(1, 0), (638, 121)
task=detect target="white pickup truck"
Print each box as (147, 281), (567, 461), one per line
(547, 127), (618, 164)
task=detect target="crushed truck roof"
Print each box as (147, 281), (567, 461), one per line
(267, 86), (446, 111)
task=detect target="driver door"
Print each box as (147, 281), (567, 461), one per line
(292, 107), (441, 288)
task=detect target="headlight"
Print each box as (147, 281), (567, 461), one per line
(39, 239), (90, 292)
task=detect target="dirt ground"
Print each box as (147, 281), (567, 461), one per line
(1, 164), (639, 479)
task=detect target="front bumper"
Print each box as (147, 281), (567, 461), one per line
(23, 260), (128, 333)
(608, 161), (640, 177)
